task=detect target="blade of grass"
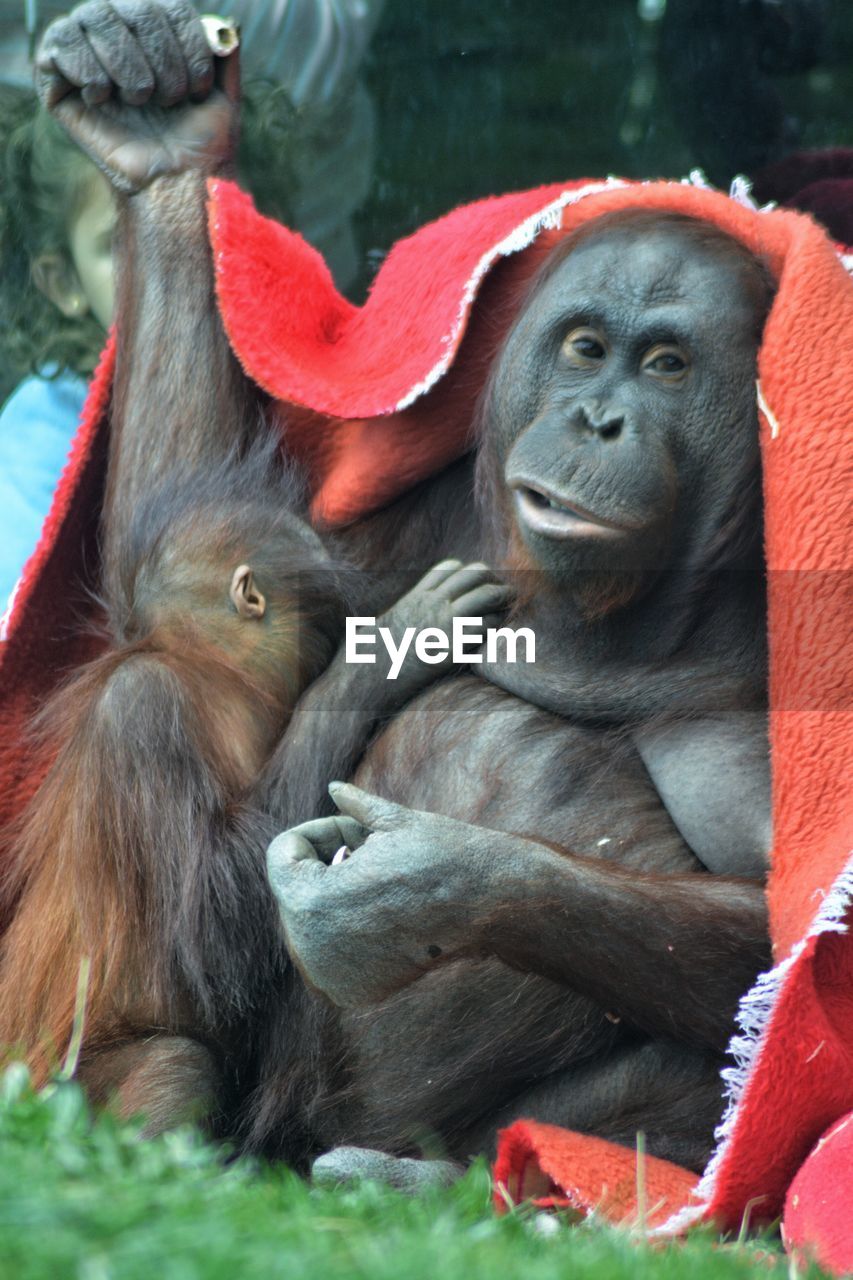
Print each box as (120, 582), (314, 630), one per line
(59, 955), (91, 1082)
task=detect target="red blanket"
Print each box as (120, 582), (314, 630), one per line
(2, 175), (851, 1271)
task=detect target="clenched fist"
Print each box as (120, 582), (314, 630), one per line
(35, 0), (239, 192)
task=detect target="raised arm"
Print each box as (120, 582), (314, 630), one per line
(5, 2), (311, 1119)
(36, 1), (255, 562)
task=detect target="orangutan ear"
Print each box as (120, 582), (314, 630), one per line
(230, 564), (266, 620)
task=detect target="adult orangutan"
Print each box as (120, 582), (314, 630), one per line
(260, 210), (774, 1180)
(8, 0), (771, 1181)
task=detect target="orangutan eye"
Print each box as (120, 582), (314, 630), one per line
(642, 344), (689, 379)
(562, 327), (607, 365)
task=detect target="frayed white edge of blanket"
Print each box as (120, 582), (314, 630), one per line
(653, 846), (853, 1237)
(395, 178), (626, 411)
(394, 170), (778, 414)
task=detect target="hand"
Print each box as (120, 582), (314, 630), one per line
(370, 559), (513, 704)
(35, 1), (238, 193)
(266, 783), (507, 1008)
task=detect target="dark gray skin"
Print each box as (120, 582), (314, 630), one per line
(474, 221), (771, 875)
(267, 219), (773, 1177)
(36, 1), (771, 1181)
(270, 222), (772, 986)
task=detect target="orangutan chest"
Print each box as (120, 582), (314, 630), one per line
(353, 677), (701, 874)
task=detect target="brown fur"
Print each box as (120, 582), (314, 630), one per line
(0, 437), (348, 1109)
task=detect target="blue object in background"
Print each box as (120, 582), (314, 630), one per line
(0, 369), (88, 609)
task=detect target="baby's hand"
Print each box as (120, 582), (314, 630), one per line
(370, 559), (512, 703)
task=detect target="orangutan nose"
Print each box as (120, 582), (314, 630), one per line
(575, 402), (626, 441)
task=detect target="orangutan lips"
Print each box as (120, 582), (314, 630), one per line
(513, 483), (629, 539)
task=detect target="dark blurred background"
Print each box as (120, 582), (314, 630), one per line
(353, 0), (853, 264)
(2, 0), (852, 286)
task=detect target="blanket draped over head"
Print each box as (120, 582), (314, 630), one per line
(0, 175), (851, 1273)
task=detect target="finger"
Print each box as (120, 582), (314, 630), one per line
(480, 611), (508, 634)
(416, 559), (464, 592)
(41, 95), (137, 192)
(36, 18), (112, 106)
(328, 782), (409, 832)
(451, 583), (513, 617)
(266, 833), (326, 903)
(436, 562), (500, 600)
(73, 2), (155, 106)
(33, 61), (75, 110)
(111, 0), (188, 105)
(267, 829), (323, 865)
(270, 816), (368, 864)
(334, 816), (370, 853)
(300, 815), (370, 860)
(161, 0), (214, 99)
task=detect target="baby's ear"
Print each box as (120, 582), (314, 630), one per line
(31, 251), (89, 318)
(230, 564), (266, 620)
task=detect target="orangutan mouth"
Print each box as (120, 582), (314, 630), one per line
(512, 482), (629, 539)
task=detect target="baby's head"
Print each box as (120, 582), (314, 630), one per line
(1, 88), (116, 386)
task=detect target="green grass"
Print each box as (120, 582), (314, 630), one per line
(0, 1064), (822, 1280)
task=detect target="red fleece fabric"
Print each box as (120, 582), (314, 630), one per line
(783, 1112), (853, 1274)
(1, 177), (851, 1268)
(0, 335), (115, 837)
(209, 178), (608, 526)
(492, 1121), (698, 1228)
